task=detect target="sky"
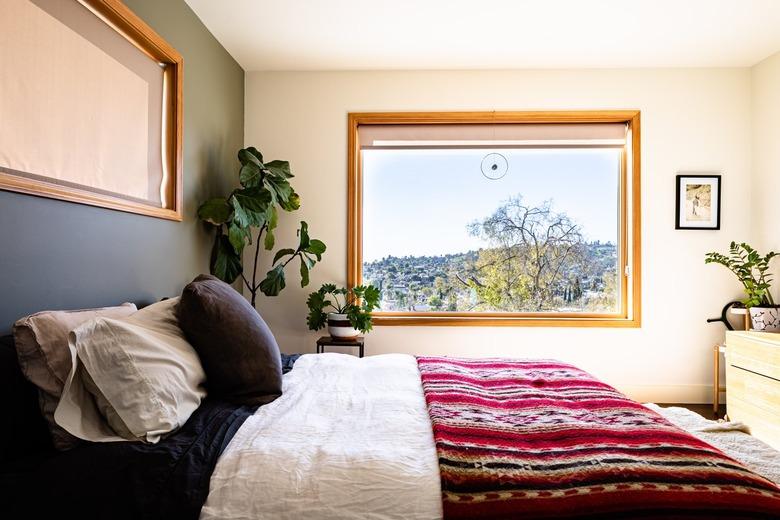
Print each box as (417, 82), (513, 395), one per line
(362, 147), (620, 262)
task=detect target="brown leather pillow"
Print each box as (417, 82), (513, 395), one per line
(178, 274), (282, 405)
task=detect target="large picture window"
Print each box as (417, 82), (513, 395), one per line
(348, 112), (641, 327)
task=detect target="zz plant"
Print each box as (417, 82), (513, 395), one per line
(306, 284), (381, 334)
(198, 147), (326, 306)
(705, 241), (777, 308)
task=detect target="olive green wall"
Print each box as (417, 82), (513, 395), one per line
(0, 0), (244, 332)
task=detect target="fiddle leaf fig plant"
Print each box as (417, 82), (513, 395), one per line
(705, 241), (777, 308)
(198, 147), (326, 306)
(306, 284), (381, 334)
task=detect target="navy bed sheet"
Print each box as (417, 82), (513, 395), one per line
(0, 399), (256, 520)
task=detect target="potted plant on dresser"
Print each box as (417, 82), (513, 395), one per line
(705, 242), (779, 331)
(306, 284), (381, 340)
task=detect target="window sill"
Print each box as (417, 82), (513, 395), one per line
(371, 314), (641, 328)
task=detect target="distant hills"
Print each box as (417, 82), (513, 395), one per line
(363, 242), (618, 313)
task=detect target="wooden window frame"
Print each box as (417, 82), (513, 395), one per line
(0, 0), (183, 221)
(348, 111), (641, 328)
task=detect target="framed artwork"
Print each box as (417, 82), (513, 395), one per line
(675, 174), (721, 230)
(0, 0), (183, 220)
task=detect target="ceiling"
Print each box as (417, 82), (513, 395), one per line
(184, 0), (780, 71)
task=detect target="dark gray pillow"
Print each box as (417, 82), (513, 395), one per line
(178, 275), (282, 405)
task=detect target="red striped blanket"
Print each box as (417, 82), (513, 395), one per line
(416, 357), (780, 519)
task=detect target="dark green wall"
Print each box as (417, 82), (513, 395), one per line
(0, 0), (244, 333)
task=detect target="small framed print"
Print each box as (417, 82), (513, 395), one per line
(675, 174), (721, 230)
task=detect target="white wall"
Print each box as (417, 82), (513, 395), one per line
(245, 68), (753, 403)
(752, 52), (780, 265)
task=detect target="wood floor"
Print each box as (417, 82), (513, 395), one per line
(659, 403), (726, 421)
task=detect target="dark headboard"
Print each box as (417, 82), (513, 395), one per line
(0, 335), (53, 462)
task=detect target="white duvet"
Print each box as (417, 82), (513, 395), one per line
(200, 353), (443, 520)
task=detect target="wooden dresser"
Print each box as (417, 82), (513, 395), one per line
(725, 331), (780, 450)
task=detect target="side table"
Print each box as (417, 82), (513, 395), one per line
(316, 336), (364, 358)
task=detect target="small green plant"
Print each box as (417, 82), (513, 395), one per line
(306, 284), (381, 334)
(197, 147), (326, 306)
(705, 242), (777, 307)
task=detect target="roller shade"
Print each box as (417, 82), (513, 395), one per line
(359, 123), (627, 149)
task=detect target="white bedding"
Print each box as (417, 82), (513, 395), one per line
(200, 353), (443, 520)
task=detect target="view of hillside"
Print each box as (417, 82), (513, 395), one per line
(364, 241), (618, 313)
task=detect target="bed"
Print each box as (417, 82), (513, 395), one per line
(3, 338), (780, 519)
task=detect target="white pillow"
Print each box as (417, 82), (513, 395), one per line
(54, 298), (206, 443)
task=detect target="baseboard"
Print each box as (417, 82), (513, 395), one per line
(616, 384), (718, 404)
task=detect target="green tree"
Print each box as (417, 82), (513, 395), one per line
(463, 196), (586, 311)
(588, 268), (619, 311)
(397, 291), (408, 310)
(446, 299), (458, 311)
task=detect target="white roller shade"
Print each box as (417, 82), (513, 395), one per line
(359, 123), (627, 148)
(0, 0), (167, 205)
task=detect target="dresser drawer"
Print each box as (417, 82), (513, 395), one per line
(726, 364), (780, 414)
(726, 393), (780, 451)
(726, 332), (780, 380)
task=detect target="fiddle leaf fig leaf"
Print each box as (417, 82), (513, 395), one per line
(239, 162), (262, 188)
(245, 147), (264, 165)
(280, 191), (301, 212)
(264, 175), (293, 205)
(264, 206), (278, 250)
(263, 228), (274, 251)
(198, 198), (232, 225)
(272, 248), (296, 265)
(265, 160), (293, 179)
(301, 252), (316, 269)
(300, 257), (310, 287)
(228, 223), (249, 255)
(259, 264), (286, 296)
(298, 221), (310, 250)
(211, 234), (243, 283)
(230, 187), (272, 227)
(238, 148), (263, 168)
(306, 239), (326, 260)
(230, 198), (256, 228)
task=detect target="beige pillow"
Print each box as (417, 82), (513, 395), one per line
(55, 298), (206, 443)
(13, 302), (137, 449)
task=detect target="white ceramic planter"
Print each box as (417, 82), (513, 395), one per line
(327, 312), (360, 340)
(749, 306), (780, 332)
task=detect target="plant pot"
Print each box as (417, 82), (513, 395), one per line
(728, 303), (750, 330)
(749, 306), (780, 332)
(327, 312), (360, 340)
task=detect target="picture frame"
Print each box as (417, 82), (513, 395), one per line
(675, 174), (721, 230)
(0, 0), (183, 220)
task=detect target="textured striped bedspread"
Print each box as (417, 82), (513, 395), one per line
(417, 357), (780, 519)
